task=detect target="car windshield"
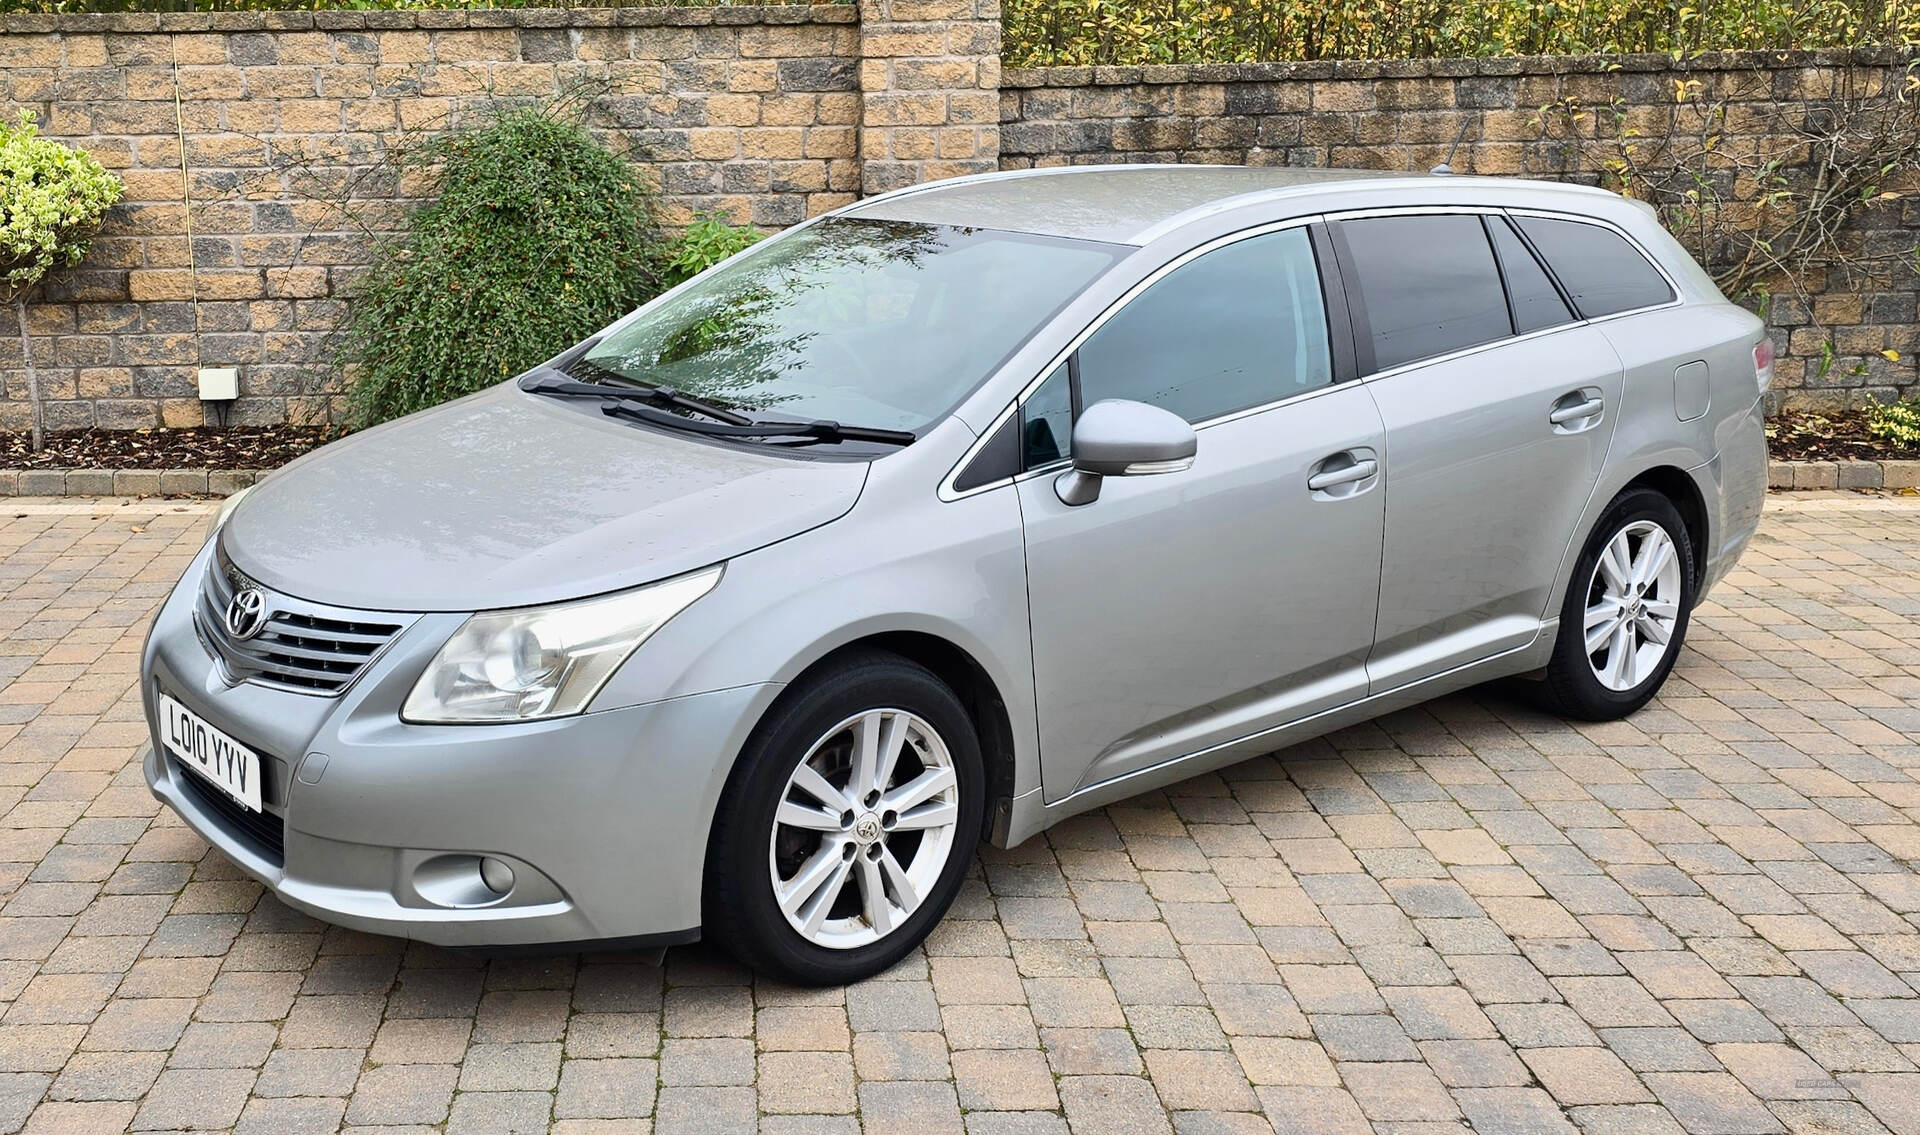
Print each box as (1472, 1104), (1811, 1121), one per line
(580, 218), (1125, 434)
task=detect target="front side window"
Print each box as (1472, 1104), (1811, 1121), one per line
(1022, 360), (1074, 468)
(1339, 214), (1511, 372)
(1074, 227), (1333, 426)
(582, 218), (1124, 433)
(1514, 215), (1674, 319)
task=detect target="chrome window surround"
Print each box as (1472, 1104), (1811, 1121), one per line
(938, 214), (1327, 502)
(938, 204), (1684, 502)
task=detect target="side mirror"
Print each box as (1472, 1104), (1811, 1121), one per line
(1055, 399), (1198, 506)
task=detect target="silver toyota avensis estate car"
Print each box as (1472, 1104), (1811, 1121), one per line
(144, 165), (1768, 984)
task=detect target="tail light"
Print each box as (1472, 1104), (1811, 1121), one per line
(1753, 338), (1775, 393)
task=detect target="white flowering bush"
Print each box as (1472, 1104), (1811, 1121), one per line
(2, 110), (122, 449)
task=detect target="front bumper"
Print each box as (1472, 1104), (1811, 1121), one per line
(142, 539), (778, 949)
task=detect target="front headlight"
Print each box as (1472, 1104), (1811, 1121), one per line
(402, 565), (722, 724)
(204, 485), (253, 544)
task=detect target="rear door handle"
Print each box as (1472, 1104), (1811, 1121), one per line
(1307, 457), (1378, 492)
(1550, 395), (1605, 426)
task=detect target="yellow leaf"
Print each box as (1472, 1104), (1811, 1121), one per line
(1882, 350), (1901, 362)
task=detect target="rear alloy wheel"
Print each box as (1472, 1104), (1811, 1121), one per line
(1539, 488), (1696, 720)
(1582, 519), (1684, 692)
(706, 651), (983, 984)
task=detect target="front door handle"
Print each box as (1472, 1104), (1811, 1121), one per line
(1550, 392), (1605, 427)
(1307, 456), (1378, 492)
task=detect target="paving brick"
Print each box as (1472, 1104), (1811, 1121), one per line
(554, 1057), (658, 1119)
(131, 1068), (255, 1130)
(253, 1047), (365, 1098)
(0, 494), (1916, 1135)
(654, 1084), (757, 1134)
(343, 1063), (458, 1126)
(1454, 1087), (1580, 1135)
(47, 1051), (164, 1101)
(758, 1050), (854, 1114)
(857, 1080), (963, 1134)
(1643, 1072), (1785, 1134)
(1058, 1076), (1173, 1135)
(460, 1041), (563, 1091)
(369, 1016), (472, 1064)
(1523, 1045), (1655, 1105)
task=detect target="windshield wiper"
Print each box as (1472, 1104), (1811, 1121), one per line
(520, 369), (755, 426)
(598, 400), (915, 448)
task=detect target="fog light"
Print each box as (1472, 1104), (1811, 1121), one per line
(479, 856), (515, 895)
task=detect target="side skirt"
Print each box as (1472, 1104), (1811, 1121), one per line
(1001, 624), (1557, 846)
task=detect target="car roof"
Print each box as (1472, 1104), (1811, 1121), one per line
(841, 164), (1627, 246)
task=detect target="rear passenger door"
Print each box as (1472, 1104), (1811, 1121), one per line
(1333, 210), (1628, 691)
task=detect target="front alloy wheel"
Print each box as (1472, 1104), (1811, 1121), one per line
(770, 709), (960, 949)
(705, 650), (984, 984)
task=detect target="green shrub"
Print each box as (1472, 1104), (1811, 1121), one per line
(338, 106), (662, 427)
(1003, 0), (1920, 65)
(1, 110), (121, 302)
(1, 110), (122, 450)
(659, 212), (763, 291)
(1867, 398), (1920, 448)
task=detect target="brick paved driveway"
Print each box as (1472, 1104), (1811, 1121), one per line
(1, 493), (1918, 1135)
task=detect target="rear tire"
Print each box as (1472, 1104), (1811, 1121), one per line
(704, 650), (983, 985)
(1538, 488), (1695, 721)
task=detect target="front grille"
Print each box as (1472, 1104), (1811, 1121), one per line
(171, 757), (286, 866)
(194, 552), (408, 695)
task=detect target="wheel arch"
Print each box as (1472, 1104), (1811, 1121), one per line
(764, 631), (1021, 846)
(1621, 465), (1710, 588)
(1538, 458), (1715, 669)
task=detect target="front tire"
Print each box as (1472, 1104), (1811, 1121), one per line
(704, 650), (984, 984)
(1539, 488), (1696, 721)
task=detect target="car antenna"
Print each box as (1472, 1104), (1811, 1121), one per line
(1430, 120), (1473, 176)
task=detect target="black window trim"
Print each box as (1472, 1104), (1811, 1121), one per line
(938, 204), (1681, 501)
(1322, 204), (1683, 383)
(1495, 212), (1578, 317)
(1503, 207), (1679, 321)
(939, 213), (1352, 501)
(1482, 216), (1524, 335)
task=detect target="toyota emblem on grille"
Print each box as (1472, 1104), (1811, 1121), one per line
(224, 588), (268, 641)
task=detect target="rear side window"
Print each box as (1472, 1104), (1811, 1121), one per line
(1075, 226), (1333, 426)
(1339, 214), (1511, 372)
(1513, 216), (1674, 318)
(1486, 217), (1574, 335)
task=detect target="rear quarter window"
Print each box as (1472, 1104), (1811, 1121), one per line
(1513, 216), (1675, 319)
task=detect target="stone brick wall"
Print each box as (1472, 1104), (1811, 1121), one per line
(1, 5), (874, 430)
(856, 0), (999, 193)
(1001, 49), (1920, 412)
(5, 11), (1918, 431)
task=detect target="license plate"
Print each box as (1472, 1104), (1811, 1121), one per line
(159, 693), (263, 813)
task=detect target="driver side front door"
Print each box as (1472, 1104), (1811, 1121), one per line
(1017, 224), (1388, 802)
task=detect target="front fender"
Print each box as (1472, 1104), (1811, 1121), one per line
(591, 472), (1041, 808)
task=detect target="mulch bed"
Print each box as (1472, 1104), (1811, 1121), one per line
(2, 412), (1916, 472)
(1, 426), (341, 470)
(1767, 409), (1920, 463)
